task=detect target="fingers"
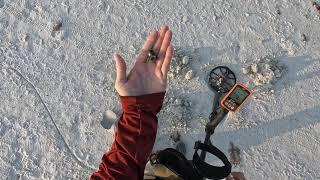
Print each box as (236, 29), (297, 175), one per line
(153, 25), (169, 54)
(156, 30), (172, 68)
(114, 53), (127, 83)
(161, 45), (173, 77)
(142, 31), (158, 51)
(136, 31), (158, 63)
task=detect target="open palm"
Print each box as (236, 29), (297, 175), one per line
(114, 26), (173, 96)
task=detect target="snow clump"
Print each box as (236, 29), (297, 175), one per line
(168, 52), (195, 81)
(242, 57), (286, 86)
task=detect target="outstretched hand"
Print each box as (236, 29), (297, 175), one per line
(114, 25), (173, 96)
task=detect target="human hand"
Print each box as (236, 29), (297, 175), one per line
(114, 25), (173, 96)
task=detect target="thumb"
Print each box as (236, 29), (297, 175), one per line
(114, 53), (127, 83)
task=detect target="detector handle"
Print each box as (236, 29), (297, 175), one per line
(200, 107), (228, 160)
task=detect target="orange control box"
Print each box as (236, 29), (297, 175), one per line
(220, 83), (252, 112)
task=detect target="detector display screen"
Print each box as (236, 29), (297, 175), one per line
(229, 86), (249, 105)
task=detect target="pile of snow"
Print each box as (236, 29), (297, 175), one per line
(242, 57), (286, 87)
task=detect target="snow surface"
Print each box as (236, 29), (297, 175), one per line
(1, 0), (320, 179)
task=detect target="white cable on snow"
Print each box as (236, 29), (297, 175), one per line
(9, 67), (96, 171)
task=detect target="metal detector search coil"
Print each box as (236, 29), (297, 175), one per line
(220, 83), (252, 112)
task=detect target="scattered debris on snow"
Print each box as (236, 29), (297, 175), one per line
(242, 57), (286, 87)
(159, 94), (193, 134)
(97, 0), (110, 12)
(51, 21), (65, 40)
(183, 100), (190, 107)
(182, 56), (190, 65)
(241, 67), (250, 75)
(174, 98), (182, 106)
(213, 14), (218, 21)
(169, 52), (196, 82)
(53, 22), (63, 32)
(170, 131), (186, 155)
(279, 38), (298, 55)
(227, 108), (257, 129)
(300, 33), (307, 42)
(312, 1), (320, 14)
(228, 142), (241, 167)
(176, 66), (182, 74)
(182, 16), (188, 23)
(185, 70), (193, 80)
(250, 63), (258, 73)
(170, 131), (181, 143)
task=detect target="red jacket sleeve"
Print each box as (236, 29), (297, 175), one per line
(90, 92), (165, 180)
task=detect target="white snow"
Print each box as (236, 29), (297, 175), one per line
(185, 70), (193, 80)
(182, 56), (190, 65)
(1, 0), (320, 179)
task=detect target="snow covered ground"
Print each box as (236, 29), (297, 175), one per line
(1, 0), (320, 179)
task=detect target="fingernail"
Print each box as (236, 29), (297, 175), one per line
(114, 53), (119, 60)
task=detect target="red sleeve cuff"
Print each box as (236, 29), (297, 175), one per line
(120, 92), (166, 115)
